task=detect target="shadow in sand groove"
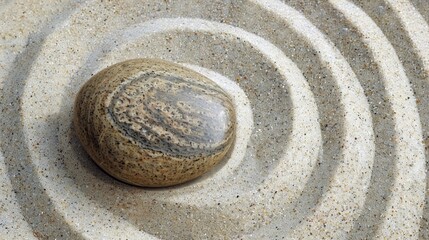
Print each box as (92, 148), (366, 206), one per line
(0, 4), (84, 239)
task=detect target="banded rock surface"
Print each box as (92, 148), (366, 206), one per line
(3, 0), (429, 239)
(73, 59), (236, 187)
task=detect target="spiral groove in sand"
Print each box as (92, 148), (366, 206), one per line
(0, 0), (428, 239)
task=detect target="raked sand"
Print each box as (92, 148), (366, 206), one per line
(0, 0), (428, 239)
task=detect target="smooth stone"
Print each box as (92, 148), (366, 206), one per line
(73, 59), (236, 187)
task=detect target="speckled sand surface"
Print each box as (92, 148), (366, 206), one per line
(0, 0), (428, 239)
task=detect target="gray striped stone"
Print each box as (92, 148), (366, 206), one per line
(73, 59), (236, 187)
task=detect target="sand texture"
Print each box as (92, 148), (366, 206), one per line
(0, 0), (428, 239)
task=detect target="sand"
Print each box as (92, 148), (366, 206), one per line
(0, 0), (428, 239)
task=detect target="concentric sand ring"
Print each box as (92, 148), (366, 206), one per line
(0, 0), (428, 239)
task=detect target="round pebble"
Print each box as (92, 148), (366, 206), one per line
(73, 59), (236, 187)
